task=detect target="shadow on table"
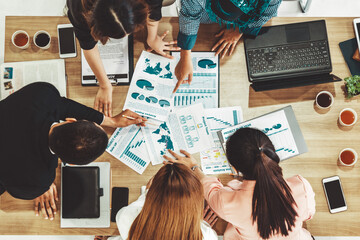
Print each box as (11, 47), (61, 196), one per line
(248, 83), (337, 108)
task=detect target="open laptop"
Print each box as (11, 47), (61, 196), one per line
(244, 20), (341, 91)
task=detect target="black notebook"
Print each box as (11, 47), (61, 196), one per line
(339, 38), (360, 76)
(62, 166), (103, 218)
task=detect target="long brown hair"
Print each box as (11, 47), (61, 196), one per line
(226, 128), (298, 239)
(80, 0), (147, 44)
(128, 163), (204, 240)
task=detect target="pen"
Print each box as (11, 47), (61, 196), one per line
(122, 115), (158, 126)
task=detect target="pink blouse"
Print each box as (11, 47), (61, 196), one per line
(203, 175), (315, 240)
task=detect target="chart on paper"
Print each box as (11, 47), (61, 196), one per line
(142, 120), (178, 165)
(220, 110), (299, 160)
(124, 51), (176, 121)
(172, 52), (219, 108)
(201, 107), (243, 175)
(107, 125), (150, 174)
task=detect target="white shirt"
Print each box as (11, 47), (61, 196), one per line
(109, 192), (218, 240)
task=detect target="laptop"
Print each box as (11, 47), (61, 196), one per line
(244, 20), (341, 91)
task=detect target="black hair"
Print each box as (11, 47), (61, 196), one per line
(226, 127), (298, 239)
(49, 120), (108, 165)
(82, 0), (148, 44)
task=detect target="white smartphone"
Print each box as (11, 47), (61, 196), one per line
(322, 176), (347, 214)
(353, 18), (360, 52)
(57, 24), (77, 58)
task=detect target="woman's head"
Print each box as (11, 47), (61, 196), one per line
(82, 0), (147, 44)
(226, 127), (280, 179)
(128, 163), (203, 240)
(226, 128), (298, 239)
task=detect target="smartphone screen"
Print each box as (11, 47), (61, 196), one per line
(324, 180), (346, 210)
(58, 27), (76, 54)
(356, 22), (360, 40)
(111, 187), (129, 222)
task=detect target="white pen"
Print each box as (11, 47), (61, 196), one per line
(122, 115), (158, 126)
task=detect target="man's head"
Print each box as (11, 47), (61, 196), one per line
(49, 119), (108, 165)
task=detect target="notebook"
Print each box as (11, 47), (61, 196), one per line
(244, 20), (341, 91)
(62, 166), (103, 218)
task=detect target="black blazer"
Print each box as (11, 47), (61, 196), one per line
(0, 82), (103, 200)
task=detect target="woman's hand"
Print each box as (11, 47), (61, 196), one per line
(147, 30), (180, 59)
(163, 149), (198, 169)
(174, 50), (193, 93)
(94, 83), (113, 117)
(203, 205), (218, 227)
(212, 28), (243, 59)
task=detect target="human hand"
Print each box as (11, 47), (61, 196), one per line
(147, 30), (181, 59)
(212, 28), (243, 59)
(174, 51), (193, 93)
(34, 183), (58, 220)
(203, 205), (218, 227)
(163, 149), (198, 169)
(112, 109), (147, 128)
(94, 84), (113, 117)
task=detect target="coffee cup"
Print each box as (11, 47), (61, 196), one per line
(339, 148), (358, 166)
(11, 30), (30, 49)
(339, 108), (357, 127)
(315, 91), (334, 109)
(33, 30), (51, 49)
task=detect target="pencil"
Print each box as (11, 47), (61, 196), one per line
(122, 115), (158, 126)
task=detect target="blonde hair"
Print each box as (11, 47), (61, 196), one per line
(128, 163), (204, 240)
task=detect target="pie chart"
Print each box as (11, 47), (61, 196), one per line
(136, 79), (154, 90)
(159, 100), (170, 107)
(198, 59), (216, 69)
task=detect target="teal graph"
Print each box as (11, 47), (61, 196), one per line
(143, 58), (173, 79)
(120, 128), (147, 167)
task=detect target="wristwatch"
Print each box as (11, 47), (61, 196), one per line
(191, 165), (200, 171)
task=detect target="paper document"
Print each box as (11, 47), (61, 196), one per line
(201, 107), (243, 174)
(172, 52), (219, 108)
(107, 125), (151, 174)
(0, 59), (66, 99)
(81, 37), (130, 85)
(167, 104), (214, 153)
(220, 110), (299, 160)
(123, 51), (176, 121)
(142, 120), (178, 165)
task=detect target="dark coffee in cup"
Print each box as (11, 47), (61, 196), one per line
(315, 91), (333, 109)
(35, 33), (50, 47)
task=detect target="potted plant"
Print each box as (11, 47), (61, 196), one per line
(344, 75), (360, 98)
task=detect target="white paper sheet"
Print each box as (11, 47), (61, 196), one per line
(106, 125), (151, 174)
(167, 103), (214, 153)
(123, 51), (176, 121)
(201, 107), (243, 174)
(0, 59), (66, 99)
(142, 120), (178, 165)
(220, 110), (299, 160)
(172, 52), (219, 108)
(81, 37), (130, 84)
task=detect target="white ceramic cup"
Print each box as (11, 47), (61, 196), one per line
(339, 108), (357, 127)
(315, 90), (334, 109)
(339, 148), (358, 166)
(33, 30), (51, 49)
(11, 30), (30, 49)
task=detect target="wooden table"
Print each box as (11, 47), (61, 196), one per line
(1, 16), (360, 236)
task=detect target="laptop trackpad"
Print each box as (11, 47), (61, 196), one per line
(285, 23), (310, 43)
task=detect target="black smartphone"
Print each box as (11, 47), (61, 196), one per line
(111, 187), (129, 222)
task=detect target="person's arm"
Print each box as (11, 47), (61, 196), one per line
(297, 175), (316, 221)
(83, 45), (113, 117)
(173, 0), (203, 93)
(34, 183), (58, 220)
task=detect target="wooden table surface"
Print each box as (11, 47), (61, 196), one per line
(1, 16), (360, 236)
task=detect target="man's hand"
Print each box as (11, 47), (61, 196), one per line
(34, 183), (58, 220)
(163, 149), (198, 169)
(212, 28), (243, 59)
(147, 30), (180, 59)
(174, 50), (193, 93)
(94, 84), (113, 117)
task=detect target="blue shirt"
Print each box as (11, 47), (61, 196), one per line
(178, 0), (282, 50)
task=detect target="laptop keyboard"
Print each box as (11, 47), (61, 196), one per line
(247, 40), (331, 77)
